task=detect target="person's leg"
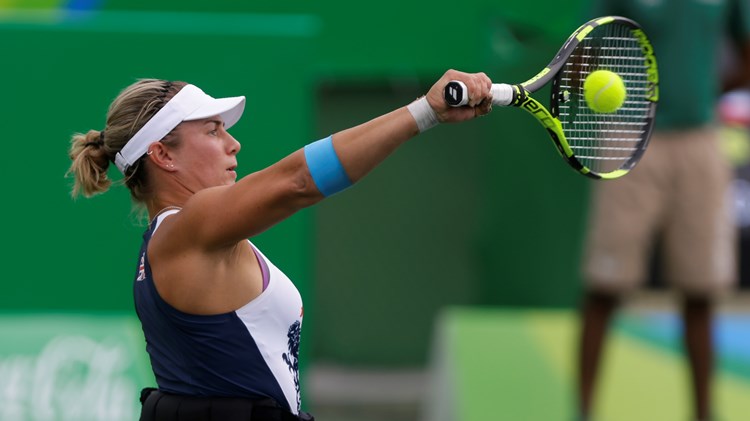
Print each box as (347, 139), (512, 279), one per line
(578, 290), (621, 421)
(682, 295), (714, 421)
(664, 128), (736, 421)
(578, 134), (669, 420)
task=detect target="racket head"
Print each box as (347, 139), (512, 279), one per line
(529, 16), (659, 179)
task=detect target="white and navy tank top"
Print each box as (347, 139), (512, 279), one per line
(133, 209), (304, 414)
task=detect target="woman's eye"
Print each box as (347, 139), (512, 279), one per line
(209, 129), (218, 136)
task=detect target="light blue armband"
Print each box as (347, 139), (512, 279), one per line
(304, 135), (352, 197)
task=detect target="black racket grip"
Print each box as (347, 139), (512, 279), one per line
(444, 81), (469, 107)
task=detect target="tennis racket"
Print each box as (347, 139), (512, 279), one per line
(444, 16), (658, 179)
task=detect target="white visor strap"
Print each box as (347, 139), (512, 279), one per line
(114, 84), (211, 173)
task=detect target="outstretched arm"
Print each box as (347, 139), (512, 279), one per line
(176, 69), (493, 249)
(332, 69), (492, 183)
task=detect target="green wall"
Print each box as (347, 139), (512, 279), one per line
(313, 83), (488, 365)
(1, 1), (590, 366)
(101, 0), (583, 76)
(309, 11), (589, 364)
(0, 11), (318, 312)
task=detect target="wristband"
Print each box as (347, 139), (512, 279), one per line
(304, 136), (352, 197)
(407, 96), (439, 133)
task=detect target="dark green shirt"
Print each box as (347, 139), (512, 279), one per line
(592, 0), (750, 130)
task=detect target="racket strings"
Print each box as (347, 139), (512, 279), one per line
(557, 22), (654, 174)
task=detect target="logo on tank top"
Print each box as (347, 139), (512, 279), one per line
(282, 320), (301, 412)
(136, 254), (146, 281)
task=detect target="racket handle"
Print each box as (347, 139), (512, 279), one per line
(443, 81), (514, 107)
(444, 81), (470, 106)
(491, 84), (514, 106)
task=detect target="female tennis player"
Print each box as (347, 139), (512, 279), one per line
(67, 70), (492, 421)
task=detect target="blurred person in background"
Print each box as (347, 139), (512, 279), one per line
(66, 70), (493, 421)
(577, 1), (750, 421)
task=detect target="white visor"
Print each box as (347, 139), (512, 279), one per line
(114, 84), (246, 173)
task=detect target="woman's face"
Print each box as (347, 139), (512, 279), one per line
(170, 116), (242, 190)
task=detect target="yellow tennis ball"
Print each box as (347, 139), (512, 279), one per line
(584, 70), (626, 113)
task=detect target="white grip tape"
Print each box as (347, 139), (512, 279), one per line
(450, 82), (514, 107)
(491, 84), (514, 106)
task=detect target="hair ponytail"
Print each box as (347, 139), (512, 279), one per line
(66, 79), (187, 202)
(67, 129), (112, 198)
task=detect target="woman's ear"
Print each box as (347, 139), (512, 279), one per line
(147, 142), (177, 171)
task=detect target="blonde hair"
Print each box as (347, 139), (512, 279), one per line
(67, 79), (187, 202)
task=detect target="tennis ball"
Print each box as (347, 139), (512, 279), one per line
(583, 70), (626, 113)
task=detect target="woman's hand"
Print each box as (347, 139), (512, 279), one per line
(425, 69), (493, 123)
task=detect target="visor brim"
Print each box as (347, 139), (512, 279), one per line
(184, 96), (246, 129)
